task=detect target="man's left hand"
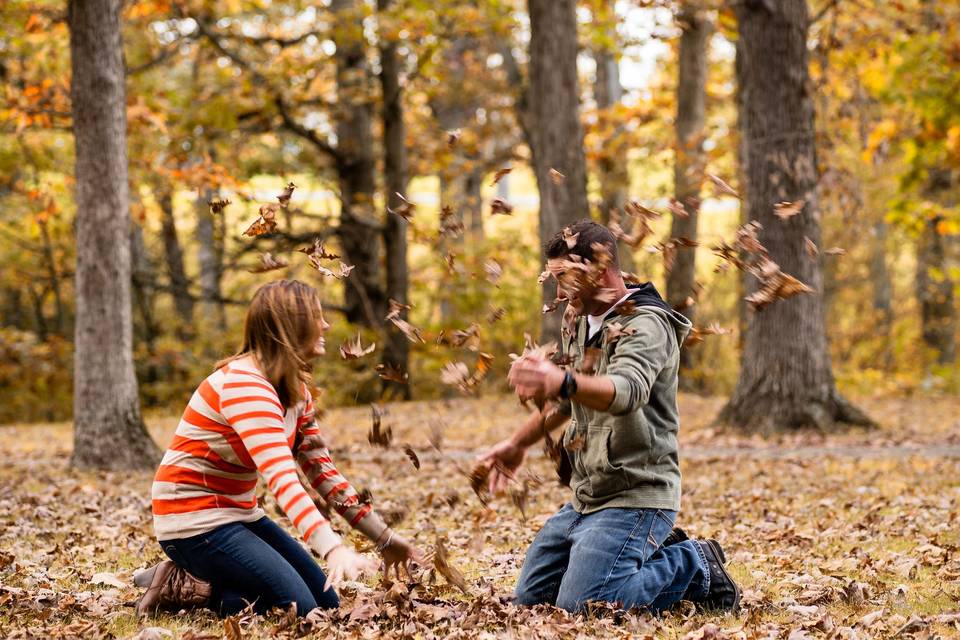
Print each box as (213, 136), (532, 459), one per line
(508, 356), (566, 405)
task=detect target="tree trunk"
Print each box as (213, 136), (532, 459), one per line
(527, 0), (590, 343)
(718, 0), (873, 433)
(333, 0), (385, 327)
(195, 187), (226, 331)
(130, 221), (161, 404)
(916, 170), (957, 367)
(592, 11), (633, 272)
(68, 0), (160, 468)
(157, 183), (194, 335)
(378, 0), (411, 399)
(666, 4), (710, 389)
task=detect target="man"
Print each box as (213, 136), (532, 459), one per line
(478, 219), (739, 614)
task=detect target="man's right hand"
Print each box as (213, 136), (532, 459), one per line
(476, 438), (527, 494)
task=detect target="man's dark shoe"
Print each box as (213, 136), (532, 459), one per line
(663, 526), (689, 547)
(697, 539), (740, 612)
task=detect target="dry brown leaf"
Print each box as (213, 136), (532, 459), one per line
(483, 259), (502, 286)
(402, 444), (420, 470)
(223, 616), (243, 640)
(375, 363), (408, 384)
(388, 192), (416, 222)
(774, 199), (804, 220)
(431, 536), (469, 593)
(247, 252), (288, 273)
(242, 205), (278, 237)
(563, 227), (579, 249)
(277, 182), (296, 208)
(490, 198), (514, 216)
(708, 173), (740, 198)
(549, 168), (565, 184)
(339, 333), (375, 360)
(446, 129), (461, 147)
(805, 236), (819, 257)
(368, 404), (392, 447)
(208, 198), (231, 214)
(491, 166), (513, 185)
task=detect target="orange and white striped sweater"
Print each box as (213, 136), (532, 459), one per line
(151, 362), (386, 558)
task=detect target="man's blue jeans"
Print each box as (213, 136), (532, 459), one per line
(514, 503), (709, 613)
(160, 516), (339, 616)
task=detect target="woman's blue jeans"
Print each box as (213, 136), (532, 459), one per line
(160, 516), (338, 617)
(514, 503), (709, 613)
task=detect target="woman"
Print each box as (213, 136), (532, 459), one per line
(135, 280), (421, 617)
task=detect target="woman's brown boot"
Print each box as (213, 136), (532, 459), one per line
(135, 560), (212, 616)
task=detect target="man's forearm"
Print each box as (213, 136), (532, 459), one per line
(568, 373), (615, 412)
(510, 403), (571, 449)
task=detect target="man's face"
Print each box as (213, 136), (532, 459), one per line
(547, 257), (591, 310)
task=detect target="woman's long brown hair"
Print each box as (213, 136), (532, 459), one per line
(216, 280), (324, 411)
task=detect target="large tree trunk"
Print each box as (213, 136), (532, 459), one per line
(666, 4), (710, 390)
(156, 182), (194, 335)
(718, 0), (873, 433)
(332, 0), (386, 327)
(68, 0), (160, 468)
(378, 0), (411, 399)
(527, 0), (590, 343)
(195, 187), (226, 331)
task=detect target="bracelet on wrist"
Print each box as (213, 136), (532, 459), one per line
(375, 530), (396, 553)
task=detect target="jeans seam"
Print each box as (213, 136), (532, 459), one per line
(691, 540), (710, 597)
(596, 510), (650, 598)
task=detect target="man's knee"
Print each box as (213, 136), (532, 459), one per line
(513, 581), (557, 607)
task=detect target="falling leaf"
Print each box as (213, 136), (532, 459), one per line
(402, 444), (420, 470)
(708, 173), (740, 198)
(242, 205), (278, 237)
(774, 199), (804, 220)
(490, 198), (513, 216)
(368, 404), (392, 447)
(483, 259), (502, 286)
(388, 192), (416, 222)
(277, 182), (296, 208)
(491, 166), (512, 186)
(805, 236), (819, 257)
(510, 480), (530, 521)
(605, 322), (638, 344)
(430, 536), (468, 593)
(428, 420), (444, 450)
(487, 306), (506, 324)
(439, 205), (464, 238)
(446, 129), (461, 147)
(248, 252), (288, 273)
(375, 363), (408, 384)
(684, 322), (733, 347)
(339, 333), (375, 360)
(567, 432), (586, 452)
(299, 238), (340, 261)
(389, 316), (426, 344)
(746, 261), (815, 311)
(537, 270), (551, 284)
(667, 199), (689, 218)
(549, 168), (565, 184)
(466, 462), (491, 506)
(823, 247), (846, 256)
(562, 227), (579, 249)
(208, 198), (231, 214)
(385, 298), (412, 320)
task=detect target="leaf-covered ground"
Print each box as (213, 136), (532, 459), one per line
(2, 394), (960, 639)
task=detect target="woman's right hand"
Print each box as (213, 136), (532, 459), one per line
(323, 545), (378, 591)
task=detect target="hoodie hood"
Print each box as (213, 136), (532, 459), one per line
(609, 282), (693, 348)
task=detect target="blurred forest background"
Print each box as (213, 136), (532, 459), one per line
(1, 0), (957, 433)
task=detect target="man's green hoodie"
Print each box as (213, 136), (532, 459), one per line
(560, 283), (692, 514)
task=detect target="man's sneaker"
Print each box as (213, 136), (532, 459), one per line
(697, 539), (740, 612)
(663, 526), (689, 547)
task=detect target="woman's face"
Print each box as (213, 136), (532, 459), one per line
(311, 307), (331, 358)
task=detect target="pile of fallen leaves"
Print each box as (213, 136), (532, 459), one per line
(2, 393), (960, 638)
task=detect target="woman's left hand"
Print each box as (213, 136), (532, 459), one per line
(379, 533), (425, 582)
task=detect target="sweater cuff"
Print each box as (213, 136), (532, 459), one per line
(307, 523), (342, 559)
(353, 509), (389, 545)
(607, 374), (634, 416)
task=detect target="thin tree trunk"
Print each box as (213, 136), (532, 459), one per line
(37, 218), (67, 336)
(718, 0), (873, 433)
(157, 182), (194, 335)
(527, 0), (590, 343)
(130, 222), (160, 404)
(378, 0), (411, 399)
(666, 4), (710, 389)
(916, 170), (957, 366)
(333, 0), (385, 327)
(195, 187), (225, 331)
(68, 0), (160, 468)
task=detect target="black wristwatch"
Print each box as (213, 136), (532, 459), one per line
(558, 371), (578, 399)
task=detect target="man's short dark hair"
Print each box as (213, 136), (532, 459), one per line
(544, 218), (620, 268)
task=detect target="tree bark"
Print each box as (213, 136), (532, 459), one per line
(378, 0), (411, 399)
(332, 0), (386, 328)
(916, 170), (957, 366)
(195, 187), (226, 331)
(593, 47), (634, 272)
(718, 0), (873, 433)
(527, 0), (591, 343)
(666, 4), (710, 389)
(156, 182), (194, 335)
(68, 0), (160, 468)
